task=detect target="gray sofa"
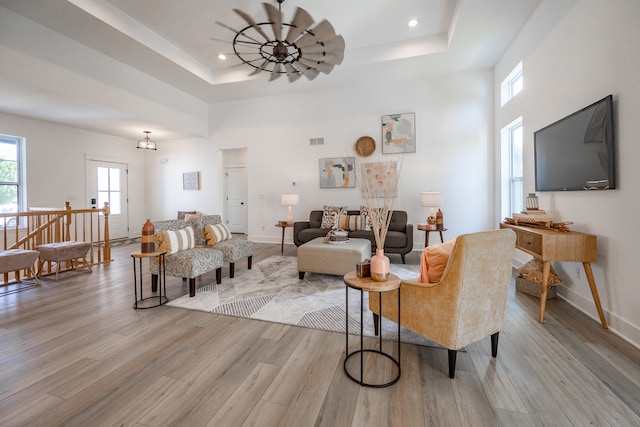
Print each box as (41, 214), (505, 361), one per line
(293, 210), (413, 263)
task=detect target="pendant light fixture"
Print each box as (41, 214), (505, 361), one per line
(137, 131), (157, 150)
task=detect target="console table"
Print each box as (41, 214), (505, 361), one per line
(500, 223), (607, 328)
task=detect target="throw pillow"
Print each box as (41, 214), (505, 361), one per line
(359, 206), (373, 231)
(205, 223), (233, 246)
(177, 210), (196, 220)
(419, 238), (457, 283)
(156, 227), (196, 255)
(321, 205), (347, 229)
(338, 214), (369, 231)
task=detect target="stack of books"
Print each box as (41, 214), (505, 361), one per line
(513, 209), (553, 223)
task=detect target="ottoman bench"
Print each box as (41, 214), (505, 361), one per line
(297, 237), (371, 279)
(0, 249), (41, 284)
(36, 241), (92, 280)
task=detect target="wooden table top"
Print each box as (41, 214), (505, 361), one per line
(343, 271), (401, 292)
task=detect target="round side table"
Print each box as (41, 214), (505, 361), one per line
(275, 222), (294, 254)
(131, 250), (168, 309)
(343, 271), (401, 388)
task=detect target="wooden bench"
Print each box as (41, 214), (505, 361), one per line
(0, 249), (40, 285)
(36, 241), (92, 281)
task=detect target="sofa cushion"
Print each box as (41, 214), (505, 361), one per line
(157, 226), (196, 255)
(321, 205), (346, 229)
(205, 223), (232, 246)
(419, 238), (457, 283)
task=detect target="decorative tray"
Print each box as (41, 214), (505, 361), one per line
(325, 239), (350, 245)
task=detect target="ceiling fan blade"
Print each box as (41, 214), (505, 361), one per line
(249, 59), (270, 76)
(285, 7), (314, 43)
(295, 22), (342, 48)
(233, 8), (271, 41)
(299, 36), (345, 53)
(297, 58), (335, 74)
(296, 64), (320, 81)
(302, 51), (344, 65)
(269, 63), (283, 81)
(284, 63), (302, 82)
(216, 21), (263, 45)
(263, 3), (282, 41)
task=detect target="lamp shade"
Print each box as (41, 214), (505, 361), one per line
(421, 192), (443, 207)
(281, 193), (299, 206)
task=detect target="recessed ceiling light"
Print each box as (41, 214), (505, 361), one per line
(218, 54), (226, 60)
(408, 19), (418, 28)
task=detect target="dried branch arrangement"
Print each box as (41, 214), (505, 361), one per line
(356, 159), (402, 249)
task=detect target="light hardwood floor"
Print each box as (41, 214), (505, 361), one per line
(1, 241), (639, 427)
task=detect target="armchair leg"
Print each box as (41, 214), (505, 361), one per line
(401, 254), (406, 264)
(373, 313), (380, 336)
(491, 332), (499, 357)
(189, 278), (196, 297)
(448, 349), (457, 378)
(229, 262), (235, 278)
(216, 267), (222, 284)
(248, 256), (252, 270)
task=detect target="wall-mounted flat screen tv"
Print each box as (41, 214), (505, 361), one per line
(534, 94), (615, 191)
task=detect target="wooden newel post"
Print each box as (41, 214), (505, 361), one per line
(65, 201), (72, 241)
(103, 202), (111, 262)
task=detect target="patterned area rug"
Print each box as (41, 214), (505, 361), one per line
(166, 255), (446, 347)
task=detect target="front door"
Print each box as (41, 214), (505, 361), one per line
(86, 160), (129, 240)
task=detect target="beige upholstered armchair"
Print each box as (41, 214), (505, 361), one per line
(369, 229), (516, 378)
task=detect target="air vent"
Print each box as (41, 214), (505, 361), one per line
(310, 137), (324, 145)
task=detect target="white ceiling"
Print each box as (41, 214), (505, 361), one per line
(0, 0), (541, 139)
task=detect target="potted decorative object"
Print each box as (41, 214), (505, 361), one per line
(356, 159), (401, 281)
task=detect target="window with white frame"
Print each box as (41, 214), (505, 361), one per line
(500, 61), (523, 106)
(0, 135), (24, 227)
(502, 118), (524, 216)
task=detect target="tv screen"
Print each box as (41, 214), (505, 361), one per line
(534, 95), (615, 191)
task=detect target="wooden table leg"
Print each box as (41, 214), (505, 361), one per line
(583, 262), (608, 329)
(539, 261), (551, 323)
(424, 231), (429, 248)
(281, 226), (286, 255)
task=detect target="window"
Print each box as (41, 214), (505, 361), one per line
(501, 118), (524, 216)
(97, 166), (122, 215)
(500, 61), (523, 106)
(0, 135), (23, 227)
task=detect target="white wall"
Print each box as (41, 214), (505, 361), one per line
(0, 112), (147, 235)
(146, 69), (496, 249)
(495, 0), (640, 346)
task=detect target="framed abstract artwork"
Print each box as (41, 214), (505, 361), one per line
(381, 112), (416, 154)
(182, 171), (200, 190)
(319, 157), (356, 188)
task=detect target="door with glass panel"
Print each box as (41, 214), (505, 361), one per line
(86, 160), (128, 240)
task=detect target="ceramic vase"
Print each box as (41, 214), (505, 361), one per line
(370, 248), (390, 282)
(141, 219), (155, 253)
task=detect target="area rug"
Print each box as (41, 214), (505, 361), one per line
(166, 255), (445, 348)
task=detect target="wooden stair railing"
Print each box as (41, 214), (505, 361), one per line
(1, 202), (111, 285)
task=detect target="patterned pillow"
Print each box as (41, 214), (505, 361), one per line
(337, 214), (370, 231)
(156, 226), (195, 255)
(205, 223), (233, 246)
(321, 205), (347, 229)
(360, 206), (373, 230)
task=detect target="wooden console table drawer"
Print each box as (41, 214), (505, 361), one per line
(500, 223), (607, 328)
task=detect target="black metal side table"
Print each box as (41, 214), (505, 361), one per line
(131, 250), (167, 309)
(343, 271), (401, 387)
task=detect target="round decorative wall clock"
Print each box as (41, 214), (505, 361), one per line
(355, 136), (376, 157)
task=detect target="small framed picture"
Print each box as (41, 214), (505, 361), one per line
(183, 171), (200, 190)
(381, 112), (416, 154)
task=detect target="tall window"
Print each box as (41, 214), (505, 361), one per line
(0, 135), (23, 226)
(503, 118), (524, 215)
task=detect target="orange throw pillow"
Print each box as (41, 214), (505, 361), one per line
(419, 238), (457, 283)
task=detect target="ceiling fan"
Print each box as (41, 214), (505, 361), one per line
(217, 0), (345, 82)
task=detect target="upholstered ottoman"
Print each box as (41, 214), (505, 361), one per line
(36, 241), (92, 280)
(297, 237), (371, 279)
(0, 249), (40, 284)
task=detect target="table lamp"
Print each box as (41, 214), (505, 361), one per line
(421, 192), (443, 225)
(281, 193), (299, 224)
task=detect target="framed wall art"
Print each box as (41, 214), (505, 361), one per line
(319, 157), (356, 188)
(183, 171), (200, 190)
(381, 112), (416, 154)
